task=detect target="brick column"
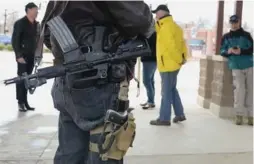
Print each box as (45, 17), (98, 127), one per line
(198, 56), (214, 109)
(198, 56), (234, 118)
(210, 56), (234, 118)
(235, 0), (243, 26)
(215, 1), (224, 55)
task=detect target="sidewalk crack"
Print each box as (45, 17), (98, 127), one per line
(36, 132), (57, 163)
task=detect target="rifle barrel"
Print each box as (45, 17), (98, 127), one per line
(4, 77), (21, 85)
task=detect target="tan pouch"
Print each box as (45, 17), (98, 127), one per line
(116, 114), (136, 151)
(90, 113), (136, 161)
(102, 133), (124, 160)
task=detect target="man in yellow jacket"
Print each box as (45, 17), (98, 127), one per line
(150, 5), (187, 126)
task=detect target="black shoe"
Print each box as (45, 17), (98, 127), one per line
(18, 103), (27, 112)
(142, 103), (155, 110)
(173, 115), (186, 123)
(24, 102), (35, 111)
(150, 119), (171, 126)
(140, 102), (147, 107)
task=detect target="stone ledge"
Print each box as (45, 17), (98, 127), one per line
(210, 103), (234, 118)
(211, 55), (227, 62)
(197, 95), (211, 109)
(200, 54), (228, 62)
(198, 85), (234, 118)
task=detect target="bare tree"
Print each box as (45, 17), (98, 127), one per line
(3, 9), (18, 35)
(6, 11), (18, 34)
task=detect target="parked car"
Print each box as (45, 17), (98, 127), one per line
(188, 39), (206, 50)
(0, 35), (11, 45)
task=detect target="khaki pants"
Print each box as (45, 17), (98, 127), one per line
(232, 67), (253, 117)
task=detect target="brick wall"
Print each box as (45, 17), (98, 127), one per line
(198, 55), (234, 118)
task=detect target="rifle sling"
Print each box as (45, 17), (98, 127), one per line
(34, 1), (69, 66)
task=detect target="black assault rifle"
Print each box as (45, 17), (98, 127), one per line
(3, 16), (151, 94)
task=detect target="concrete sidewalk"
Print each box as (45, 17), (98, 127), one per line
(0, 52), (252, 164)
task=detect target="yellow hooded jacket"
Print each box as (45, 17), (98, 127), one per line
(155, 16), (188, 72)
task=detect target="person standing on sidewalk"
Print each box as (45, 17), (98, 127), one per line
(140, 32), (157, 110)
(150, 5), (187, 126)
(12, 2), (39, 112)
(220, 15), (253, 126)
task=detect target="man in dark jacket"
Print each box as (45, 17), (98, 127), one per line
(41, 1), (154, 163)
(140, 32), (157, 109)
(12, 2), (39, 112)
(220, 15), (253, 126)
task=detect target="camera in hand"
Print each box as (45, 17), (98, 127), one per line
(233, 46), (238, 49)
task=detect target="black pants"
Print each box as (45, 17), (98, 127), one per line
(16, 57), (34, 104)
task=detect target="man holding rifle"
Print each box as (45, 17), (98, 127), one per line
(7, 1), (154, 164)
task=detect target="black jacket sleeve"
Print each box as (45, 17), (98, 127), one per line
(104, 1), (154, 38)
(12, 21), (23, 59)
(241, 32), (253, 55)
(141, 32), (156, 62)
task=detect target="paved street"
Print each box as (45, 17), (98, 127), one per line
(0, 51), (252, 164)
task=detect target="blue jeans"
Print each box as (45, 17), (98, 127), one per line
(159, 70), (184, 121)
(142, 62), (157, 104)
(52, 78), (120, 163)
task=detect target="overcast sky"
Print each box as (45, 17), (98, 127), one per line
(0, 0), (253, 27)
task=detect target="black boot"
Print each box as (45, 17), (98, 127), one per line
(24, 102), (35, 111)
(18, 103), (26, 112)
(150, 119), (171, 126)
(173, 115), (186, 123)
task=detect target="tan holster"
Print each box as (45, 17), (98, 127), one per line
(90, 113), (136, 161)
